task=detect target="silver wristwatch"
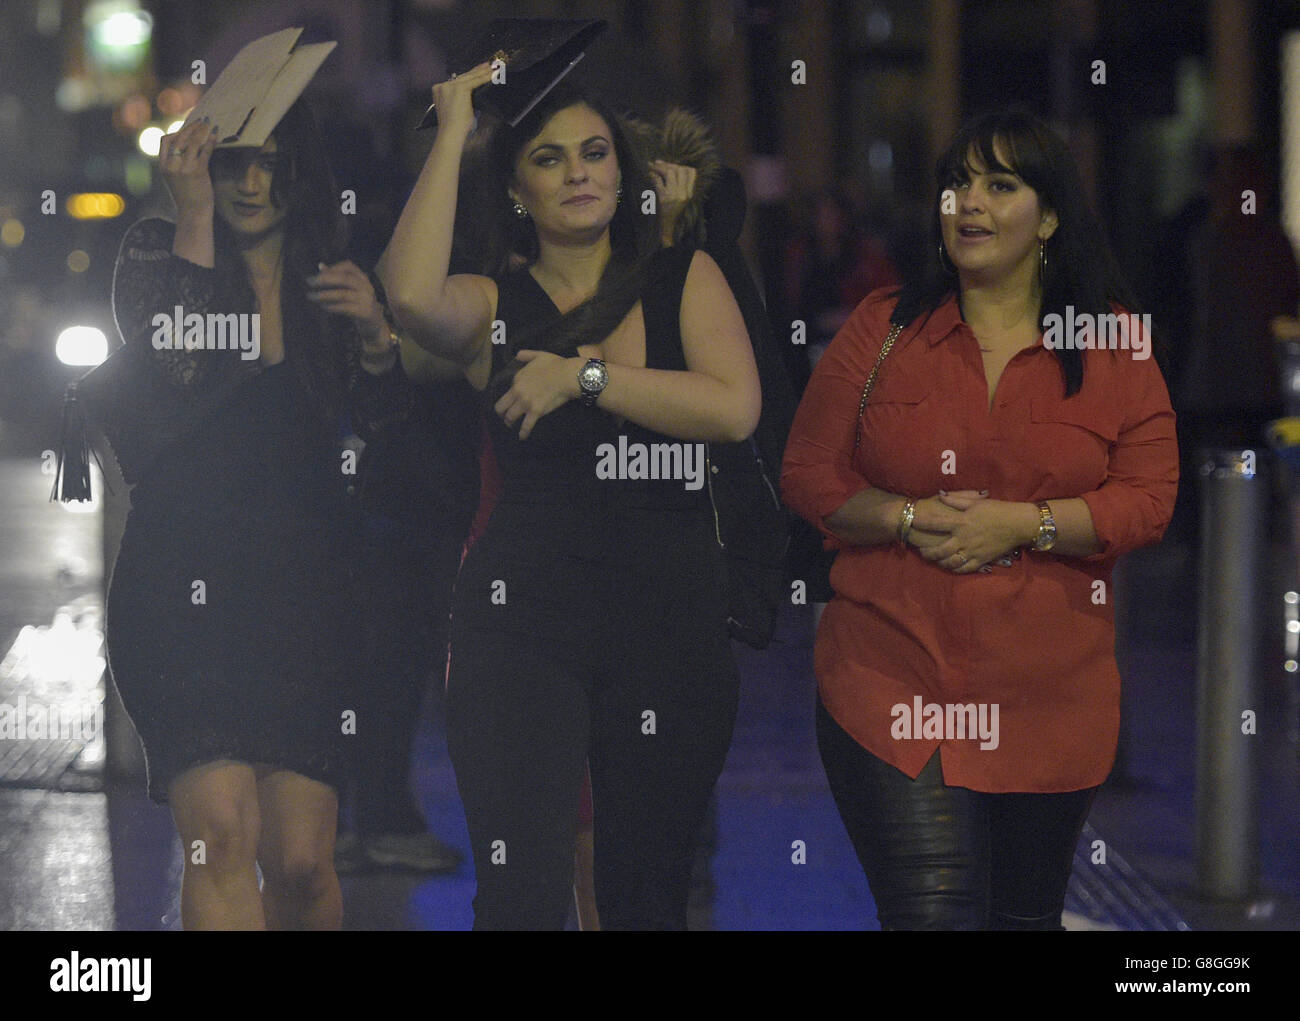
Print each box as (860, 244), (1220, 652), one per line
(577, 358), (608, 407)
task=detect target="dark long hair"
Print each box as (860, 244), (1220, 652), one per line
(209, 98), (351, 422)
(471, 82), (660, 390)
(891, 109), (1143, 397)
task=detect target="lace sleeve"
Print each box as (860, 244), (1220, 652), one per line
(110, 217), (234, 388)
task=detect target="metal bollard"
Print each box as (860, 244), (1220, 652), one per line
(1194, 448), (1262, 901)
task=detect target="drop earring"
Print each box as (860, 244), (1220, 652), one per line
(1039, 238), (1047, 284)
(938, 240), (955, 274)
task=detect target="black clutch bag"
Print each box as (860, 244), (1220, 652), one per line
(418, 18), (608, 129)
(52, 342), (247, 500)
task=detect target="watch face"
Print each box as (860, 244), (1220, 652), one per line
(579, 360), (607, 393)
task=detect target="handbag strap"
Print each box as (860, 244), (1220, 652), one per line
(853, 322), (904, 452)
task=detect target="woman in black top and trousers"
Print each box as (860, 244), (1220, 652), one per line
(106, 101), (411, 929)
(378, 67), (760, 929)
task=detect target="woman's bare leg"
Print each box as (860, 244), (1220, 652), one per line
(255, 766), (342, 930)
(169, 760), (265, 930)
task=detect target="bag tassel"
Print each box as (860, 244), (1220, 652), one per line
(50, 384), (105, 503)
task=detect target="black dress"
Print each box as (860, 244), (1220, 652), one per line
(104, 218), (410, 803)
(445, 247), (740, 929)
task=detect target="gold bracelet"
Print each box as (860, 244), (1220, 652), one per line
(897, 498), (916, 550)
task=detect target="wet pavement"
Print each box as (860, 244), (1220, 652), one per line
(1, 454), (1296, 931)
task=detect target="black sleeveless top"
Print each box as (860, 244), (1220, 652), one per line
(485, 246), (709, 513)
(451, 247), (726, 646)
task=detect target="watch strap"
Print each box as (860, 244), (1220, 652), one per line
(1033, 499), (1057, 551)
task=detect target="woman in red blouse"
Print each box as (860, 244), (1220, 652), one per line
(781, 109), (1178, 930)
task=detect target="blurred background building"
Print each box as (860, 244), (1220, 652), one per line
(4, 0), (1298, 449)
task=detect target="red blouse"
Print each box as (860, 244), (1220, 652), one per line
(781, 290), (1179, 792)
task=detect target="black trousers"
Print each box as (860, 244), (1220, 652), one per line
(447, 629), (738, 930)
(816, 697), (1097, 930)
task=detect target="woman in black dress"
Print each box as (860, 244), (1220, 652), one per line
(105, 101), (410, 929)
(378, 68), (760, 928)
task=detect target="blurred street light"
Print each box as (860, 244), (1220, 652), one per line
(136, 125), (162, 156)
(55, 326), (108, 367)
(85, 1), (152, 72)
(67, 194), (125, 220)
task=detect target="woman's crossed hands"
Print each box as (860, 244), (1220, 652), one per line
(906, 490), (1034, 574)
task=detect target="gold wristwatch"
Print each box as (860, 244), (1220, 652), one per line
(1032, 500), (1057, 551)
